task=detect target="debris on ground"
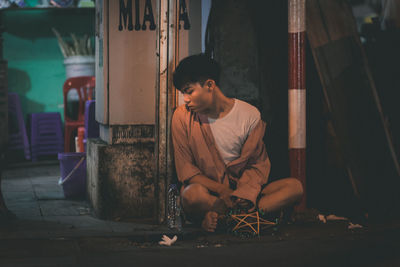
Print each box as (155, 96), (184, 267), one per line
(318, 214), (349, 223)
(348, 222), (363, 230)
(318, 214), (327, 223)
(159, 235), (177, 246)
(326, 214), (348, 221)
(291, 208), (321, 223)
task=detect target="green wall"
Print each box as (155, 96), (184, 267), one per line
(1, 8), (95, 121)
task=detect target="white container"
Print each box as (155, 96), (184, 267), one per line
(64, 56), (95, 79)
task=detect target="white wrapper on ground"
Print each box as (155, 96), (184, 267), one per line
(159, 235), (177, 246)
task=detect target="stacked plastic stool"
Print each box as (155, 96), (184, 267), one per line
(30, 112), (63, 161)
(7, 92), (31, 160)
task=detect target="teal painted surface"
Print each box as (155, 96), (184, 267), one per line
(2, 8), (95, 121)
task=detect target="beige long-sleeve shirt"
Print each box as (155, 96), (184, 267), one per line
(171, 104), (271, 206)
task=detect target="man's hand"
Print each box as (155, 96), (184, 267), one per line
(232, 196), (255, 212)
(218, 187), (234, 208)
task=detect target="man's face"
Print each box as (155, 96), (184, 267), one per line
(180, 80), (214, 114)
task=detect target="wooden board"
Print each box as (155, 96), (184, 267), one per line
(306, 0), (400, 217)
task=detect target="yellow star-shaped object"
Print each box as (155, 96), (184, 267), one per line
(230, 211), (277, 235)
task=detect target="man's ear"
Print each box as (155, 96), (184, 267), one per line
(205, 79), (215, 91)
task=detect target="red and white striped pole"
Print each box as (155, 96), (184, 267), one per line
(288, 0), (306, 211)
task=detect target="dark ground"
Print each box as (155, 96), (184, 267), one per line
(1, 162), (400, 267)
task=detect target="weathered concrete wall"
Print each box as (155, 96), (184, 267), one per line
(87, 138), (155, 220)
(208, 0), (260, 107)
(207, 0), (290, 179)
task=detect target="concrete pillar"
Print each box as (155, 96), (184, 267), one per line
(88, 0), (201, 222)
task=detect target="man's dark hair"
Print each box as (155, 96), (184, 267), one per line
(173, 53), (221, 90)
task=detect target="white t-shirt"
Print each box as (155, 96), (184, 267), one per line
(208, 98), (261, 164)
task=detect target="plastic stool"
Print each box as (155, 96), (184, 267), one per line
(7, 92), (30, 160)
(30, 112), (63, 161)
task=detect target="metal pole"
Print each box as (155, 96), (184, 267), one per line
(156, 0), (169, 223)
(288, 0), (306, 211)
(156, 0), (179, 223)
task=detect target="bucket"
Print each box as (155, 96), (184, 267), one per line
(58, 152), (86, 198)
(63, 56), (95, 79)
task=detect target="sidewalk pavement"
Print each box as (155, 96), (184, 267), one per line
(0, 161), (200, 241)
(1, 162), (400, 266)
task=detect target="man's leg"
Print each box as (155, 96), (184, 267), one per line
(181, 183), (226, 232)
(257, 177), (303, 213)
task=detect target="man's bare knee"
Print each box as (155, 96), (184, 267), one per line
(181, 183), (210, 207)
(181, 184), (218, 221)
(261, 178), (304, 202)
(286, 178), (304, 202)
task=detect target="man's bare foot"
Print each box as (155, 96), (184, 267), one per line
(201, 211), (218, 232)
